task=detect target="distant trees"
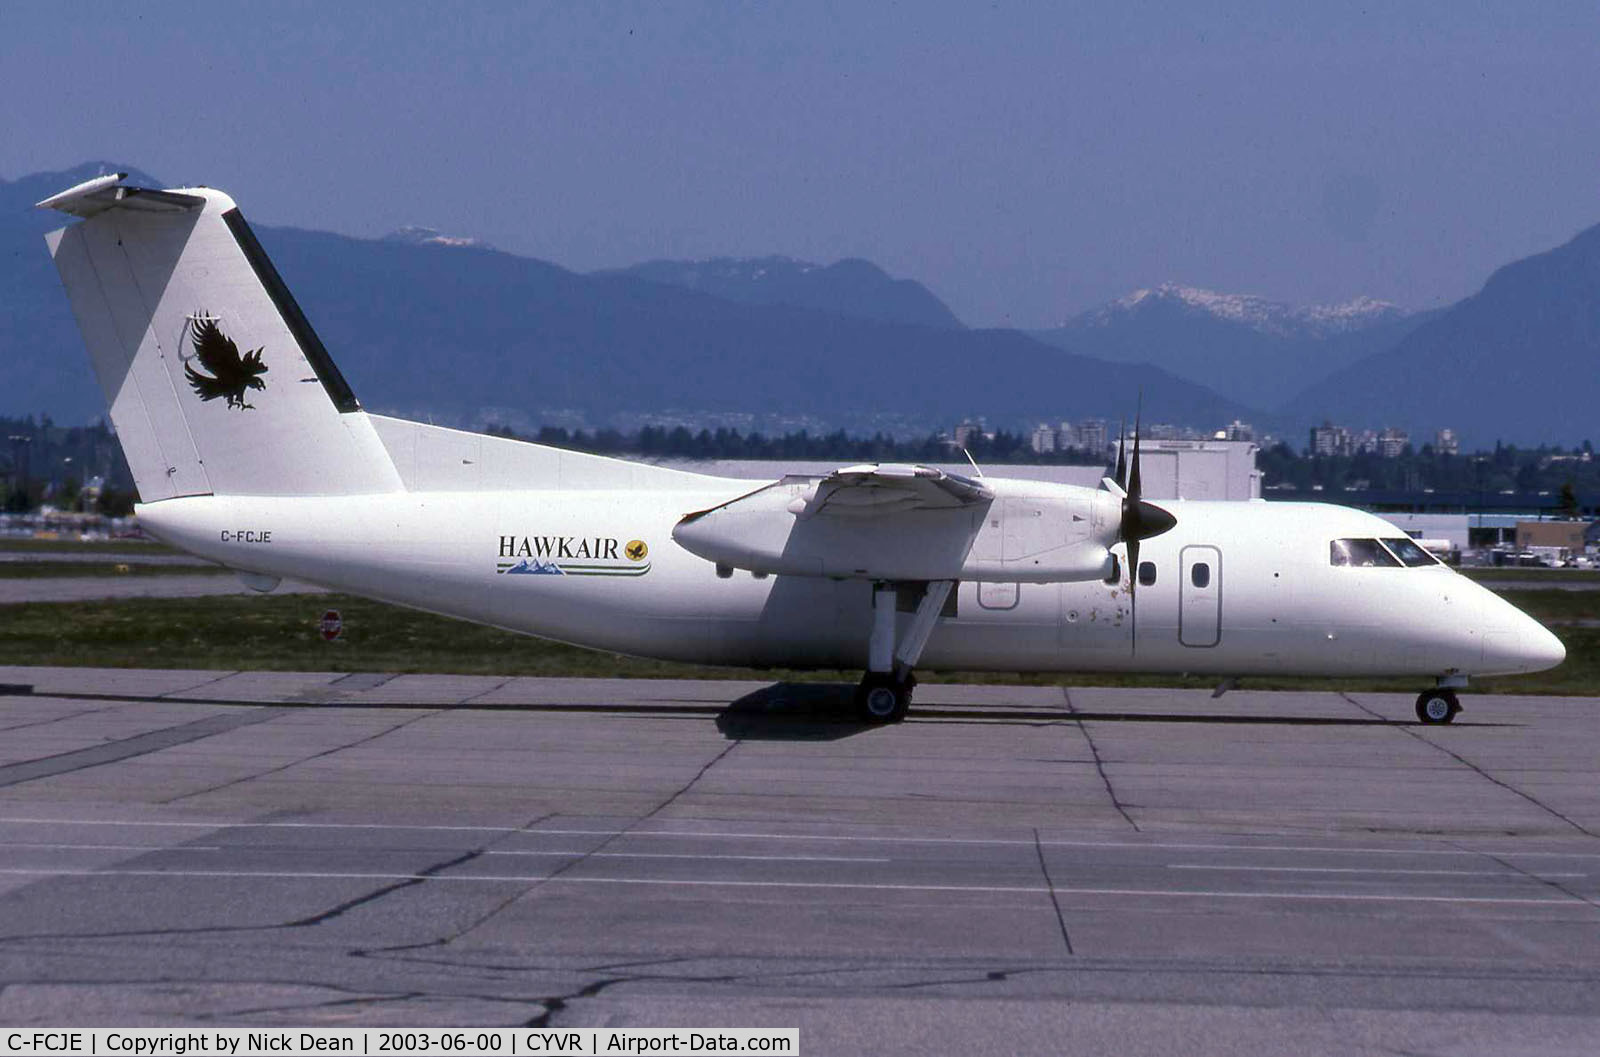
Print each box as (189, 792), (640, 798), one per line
(499, 424), (1106, 466)
(1256, 437), (1600, 501)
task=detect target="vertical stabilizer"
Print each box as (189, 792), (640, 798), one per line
(40, 174), (402, 499)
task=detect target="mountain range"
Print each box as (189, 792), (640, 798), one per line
(3, 161), (1597, 447)
(1031, 285), (1437, 411)
(0, 163), (1253, 436)
(1284, 225), (1600, 448)
(597, 256), (963, 330)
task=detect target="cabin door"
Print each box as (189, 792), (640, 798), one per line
(1179, 545), (1222, 647)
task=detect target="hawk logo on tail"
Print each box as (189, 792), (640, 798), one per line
(184, 316), (268, 409)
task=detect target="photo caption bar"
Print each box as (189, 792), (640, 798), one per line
(0, 1029), (799, 1057)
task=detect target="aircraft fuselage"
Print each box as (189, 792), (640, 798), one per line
(139, 487), (1562, 680)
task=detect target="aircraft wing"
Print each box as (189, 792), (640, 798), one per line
(680, 463), (992, 526)
(673, 463), (997, 581)
(788, 463), (992, 518)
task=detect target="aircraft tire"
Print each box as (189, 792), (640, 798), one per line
(1415, 689), (1460, 725)
(857, 674), (911, 724)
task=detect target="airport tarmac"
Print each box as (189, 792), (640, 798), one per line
(0, 667), (1596, 1055)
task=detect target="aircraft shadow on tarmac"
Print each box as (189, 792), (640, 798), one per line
(0, 683), (1509, 740)
(715, 683), (877, 741)
(710, 682), (1496, 741)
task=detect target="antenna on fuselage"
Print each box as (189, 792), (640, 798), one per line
(961, 448), (984, 478)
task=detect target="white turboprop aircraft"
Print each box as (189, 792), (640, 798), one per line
(37, 174), (1564, 724)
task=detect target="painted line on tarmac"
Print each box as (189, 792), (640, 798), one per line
(2, 815), (1598, 861)
(484, 849), (890, 863)
(0, 866), (1591, 907)
(1168, 864), (1586, 878)
(0, 842), (221, 852)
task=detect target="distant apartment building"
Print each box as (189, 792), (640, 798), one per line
(1221, 419), (1254, 442)
(1310, 422), (1352, 457)
(1074, 419), (1109, 454)
(1377, 427), (1410, 459)
(1029, 423), (1058, 454)
(952, 420), (985, 448)
(1434, 428), (1459, 456)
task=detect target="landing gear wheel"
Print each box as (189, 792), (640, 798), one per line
(1415, 689), (1460, 725)
(856, 673), (912, 724)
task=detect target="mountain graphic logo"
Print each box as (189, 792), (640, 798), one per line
(503, 558), (564, 575)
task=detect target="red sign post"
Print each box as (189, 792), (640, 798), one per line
(319, 609), (343, 642)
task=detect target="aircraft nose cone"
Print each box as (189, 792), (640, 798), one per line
(1522, 621), (1566, 673)
(1485, 617), (1566, 674)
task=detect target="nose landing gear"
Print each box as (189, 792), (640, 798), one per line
(1414, 688), (1461, 724)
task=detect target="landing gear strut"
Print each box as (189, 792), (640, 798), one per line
(1414, 688), (1460, 724)
(855, 580), (952, 724)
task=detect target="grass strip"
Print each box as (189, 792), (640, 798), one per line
(0, 562), (228, 579)
(1460, 567), (1600, 583)
(0, 539), (177, 554)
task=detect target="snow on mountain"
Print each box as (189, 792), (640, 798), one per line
(1084, 283), (1406, 338)
(601, 255), (965, 329)
(383, 225), (494, 250)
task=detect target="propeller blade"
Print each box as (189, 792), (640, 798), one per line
(1114, 420), (1127, 490)
(1128, 536), (1140, 655)
(1129, 405), (1143, 501)
(1107, 398), (1173, 657)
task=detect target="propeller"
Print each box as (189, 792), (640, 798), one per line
(1115, 403), (1177, 653)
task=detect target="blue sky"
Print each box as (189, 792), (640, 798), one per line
(6, 1), (1599, 327)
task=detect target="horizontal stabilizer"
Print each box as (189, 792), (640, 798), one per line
(36, 173), (205, 218)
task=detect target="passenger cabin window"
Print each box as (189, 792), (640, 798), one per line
(1190, 562), (1210, 588)
(1138, 561), (1157, 586)
(1383, 537), (1440, 567)
(1329, 538), (1401, 567)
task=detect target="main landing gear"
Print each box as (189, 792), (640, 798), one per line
(854, 580), (953, 724)
(1414, 687), (1461, 725)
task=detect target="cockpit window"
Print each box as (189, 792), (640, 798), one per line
(1330, 538), (1401, 567)
(1382, 537), (1440, 567)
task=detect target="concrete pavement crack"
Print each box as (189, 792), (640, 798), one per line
(283, 849), (485, 928)
(1033, 828), (1075, 956)
(1339, 692), (1597, 839)
(162, 708), (446, 803)
(366, 740), (744, 957)
(1062, 687), (1140, 831)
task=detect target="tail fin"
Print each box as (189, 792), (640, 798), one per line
(39, 173), (402, 499)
